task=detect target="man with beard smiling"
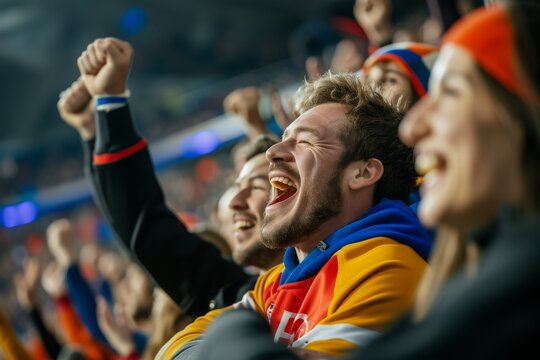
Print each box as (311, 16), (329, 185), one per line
(209, 136), (284, 310)
(157, 72), (432, 360)
(227, 138), (284, 272)
(212, 148), (284, 274)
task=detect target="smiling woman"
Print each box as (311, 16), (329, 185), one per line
(349, 3), (540, 358)
(399, 4), (540, 319)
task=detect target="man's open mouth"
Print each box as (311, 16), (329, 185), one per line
(234, 218), (255, 231)
(269, 176), (298, 206)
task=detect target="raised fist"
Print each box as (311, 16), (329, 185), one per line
(271, 91), (296, 130)
(46, 219), (76, 268)
(58, 78), (95, 140)
(41, 261), (67, 298)
(305, 56), (323, 82)
(224, 87), (261, 121)
(77, 37), (133, 96)
(223, 87), (266, 140)
(97, 296), (135, 356)
(354, 0), (392, 45)
(330, 39), (365, 73)
(14, 258), (41, 310)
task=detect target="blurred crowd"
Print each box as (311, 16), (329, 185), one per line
(0, 0), (446, 201)
(1, 0), (539, 359)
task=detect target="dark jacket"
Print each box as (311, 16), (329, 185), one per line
(85, 105), (254, 317)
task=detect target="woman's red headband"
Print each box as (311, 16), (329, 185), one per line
(443, 6), (532, 101)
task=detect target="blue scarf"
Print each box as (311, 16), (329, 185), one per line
(280, 198), (432, 285)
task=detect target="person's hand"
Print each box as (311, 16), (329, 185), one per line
(58, 78), (95, 140)
(330, 39), (365, 73)
(41, 261), (67, 298)
(354, 0), (392, 45)
(97, 297), (136, 356)
(271, 91), (296, 130)
(14, 258), (41, 310)
(46, 219), (77, 268)
(223, 87), (266, 140)
(305, 56), (323, 81)
(78, 37), (133, 96)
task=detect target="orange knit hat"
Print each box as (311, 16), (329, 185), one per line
(442, 6), (532, 101)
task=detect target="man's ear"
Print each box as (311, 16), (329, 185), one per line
(346, 158), (384, 190)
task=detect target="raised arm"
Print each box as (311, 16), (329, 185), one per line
(223, 87), (267, 141)
(46, 219), (112, 347)
(14, 258), (63, 359)
(61, 37), (248, 316)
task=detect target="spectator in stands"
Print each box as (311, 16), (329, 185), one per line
(225, 136), (284, 272)
(44, 210), (260, 359)
(40, 259), (117, 360)
(113, 263), (154, 336)
(13, 235), (121, 360)
(197, 3), (540, 359)
(14, 258), (63, 360)
(97, 288), (194, 360)
(362, 42), (438, 110)
(359, 4), (540, 357)
(155, 71), (431, 359)
(362, 41), (439, 223)
(46, 218), (144, 352)
(96, 250), (127, 303)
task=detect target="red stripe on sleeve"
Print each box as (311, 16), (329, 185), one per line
(93, 138), (148, 165)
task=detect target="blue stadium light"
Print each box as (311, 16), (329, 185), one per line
(18, 201), (37, 223)
(1, 201), (38, 228)
(120, 6), (148, 36)
(2, 206), (18, 228)
(180, 130), (221, 158)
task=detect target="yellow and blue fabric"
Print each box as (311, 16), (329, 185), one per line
(158, 199), (431, 359)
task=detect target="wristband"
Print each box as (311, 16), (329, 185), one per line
(96, 89), (131, 112)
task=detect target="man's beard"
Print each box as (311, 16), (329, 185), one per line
(260, 169), (343, 249)
(233, 239), (283, 270)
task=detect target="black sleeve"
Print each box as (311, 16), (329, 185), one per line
(86, 105), (248, 317)
(28, 308), (62, 359)
(210, 275), (259, 310)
